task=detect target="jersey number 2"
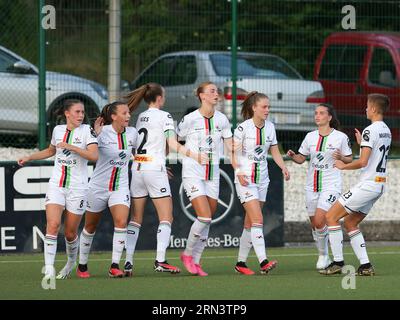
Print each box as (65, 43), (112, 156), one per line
(137, 128), (148, 154)
(376, 145), (390, 173)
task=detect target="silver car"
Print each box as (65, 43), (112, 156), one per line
(130, 51), (325, 139)
(0, 45), (108, 137)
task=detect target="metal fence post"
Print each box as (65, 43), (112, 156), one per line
(108, 0), (121, 102)
(38, 0), (46, 150)
(231, 0), (238, 129)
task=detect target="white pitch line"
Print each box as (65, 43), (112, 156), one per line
(0, 251), (399, 264)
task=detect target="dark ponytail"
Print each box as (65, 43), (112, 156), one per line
(100, 101), (126, 125)
(124, 82), (163, 113)
(318, 103), (340, 130)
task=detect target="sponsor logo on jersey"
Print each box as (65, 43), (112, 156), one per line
(62, 149), (71, 157)
(254, 146), (263, 155)
(316, 153), (324, 162)
(57, 158), (77, 166)
(375, 176), (386, 183)
(134, 155), (153, 163)
(109, 160), (127, 166)
(248, 155), (267, 162)
(311, 162), (329, 170)
(119, 151), (127, 160)
(73, 137), (82, 144)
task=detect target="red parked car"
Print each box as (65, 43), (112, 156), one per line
(314, 32), (400, 145)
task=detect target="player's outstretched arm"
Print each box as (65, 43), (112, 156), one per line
(167, 135), (208, 164)
(56, 142), (99, 162)
(286, 149), (306, 164)
(335, 147), (371, 170)
(17, 144), (56, 166)
(332, 149), (352, 164)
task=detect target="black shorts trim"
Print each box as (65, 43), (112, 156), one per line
(151, 195), (171, 200)
(131, 196), (148, 199)
(345, 205), (359, 214)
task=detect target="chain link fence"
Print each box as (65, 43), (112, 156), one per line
(0, 0), (399, 151)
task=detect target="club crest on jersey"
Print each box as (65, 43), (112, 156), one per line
(363, 130), (370, 142)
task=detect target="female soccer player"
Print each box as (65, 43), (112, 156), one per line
(17, 99), (98, 279)
(123, 83), (208, 276)
(287, 103), (352, 270)
(74, 101), (137, 278)
(321, 94), (391, 276)
(232, 92), (290, 275)
(177, 81), (233, 276)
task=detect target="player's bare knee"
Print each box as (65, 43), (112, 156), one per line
(343, 219), (358, 233)
(84, 223), (98, 234)
(46, 222), (60, 235)
(64, 230), (77, 242)
(325, 211), (338, 225)
(114, 219), (127, 229)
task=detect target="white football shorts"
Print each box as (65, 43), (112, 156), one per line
(305, 190), (340, 216)
(130, 170), (171, 199)
(182, 178), (219, 201)
(86, 187), (131, 213)
(338, 182), (384, 215)
(45, 185), (88, 215)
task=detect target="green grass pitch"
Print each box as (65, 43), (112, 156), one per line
(1, 246), (400, 300)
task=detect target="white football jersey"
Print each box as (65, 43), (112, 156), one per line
(89, 125), (137, 191)
(359, 121), (391, 191)
(133, 108), (175, 171)
(177, 109), (232, 180)
(233, 119), (277, 185)
(49, 124), (98, 189)
(299, 129), (352, 192)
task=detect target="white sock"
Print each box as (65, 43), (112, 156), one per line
(65, 236), (79, 267)
(251, 224), (267, 263)
(184, 217), (211, 256)
(328, 225), (344, 262)
(112, 228), (127, 265)
(156, 221), (172, 262)
(315, 225), (329, 256)
(192, 224), (210, 264)
(238, 228), (252, 263)
(44, 234), (58, 267)
(126, 221), (141, 264)
(79, 228), (95, 265)
(348, 229), (370, 265)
